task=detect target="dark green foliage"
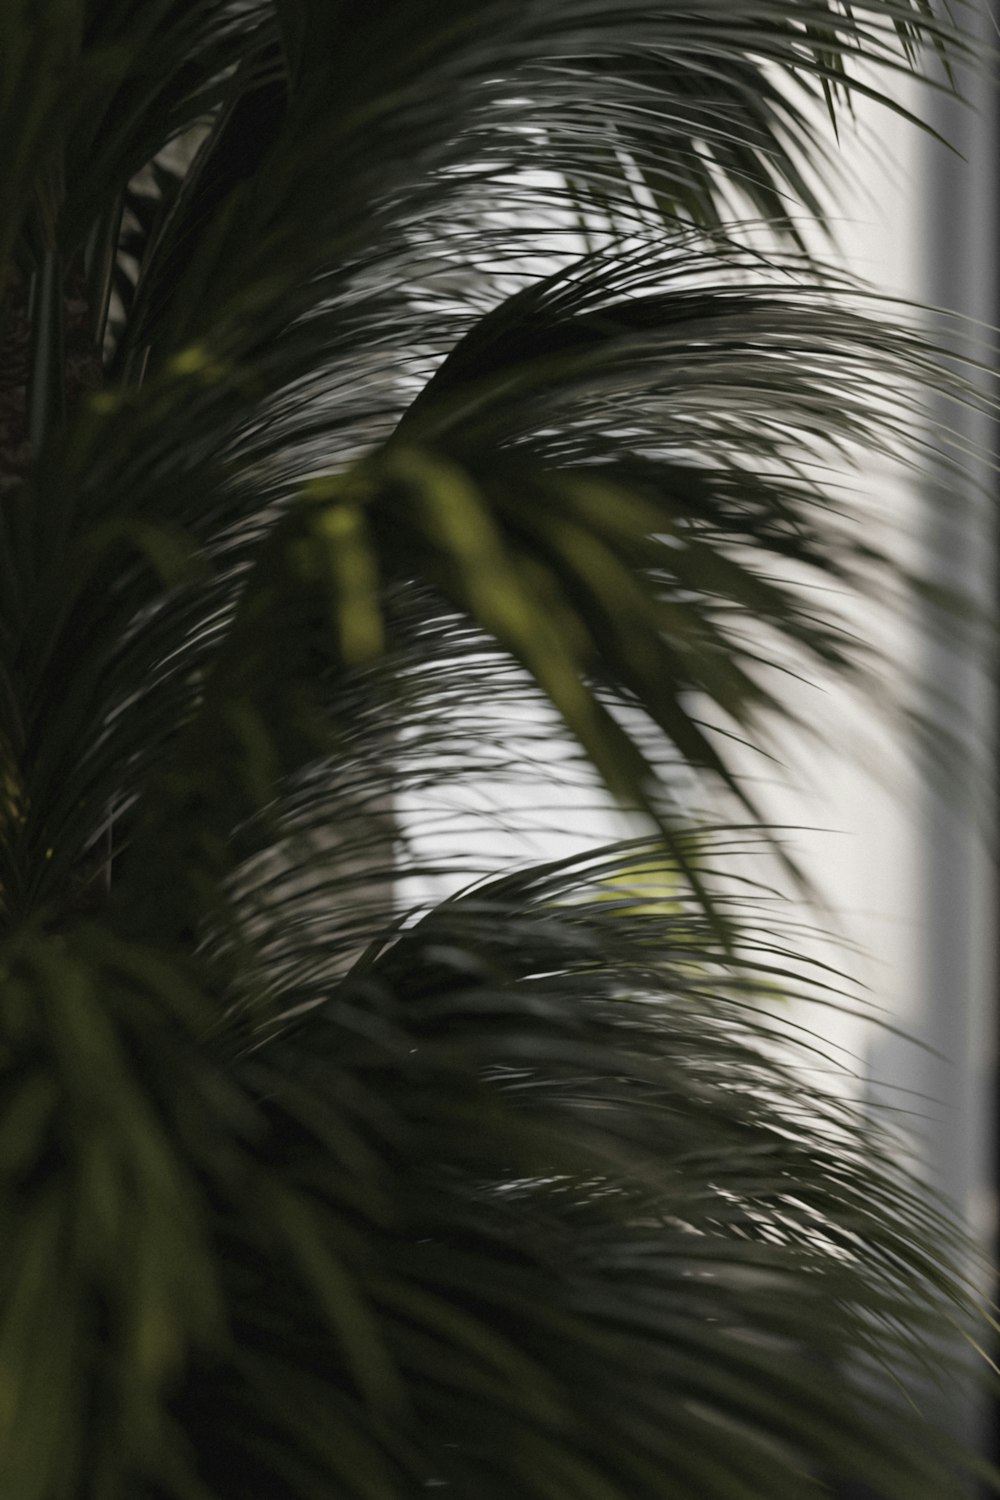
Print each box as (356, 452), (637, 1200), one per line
(0, 3), (995, 1497)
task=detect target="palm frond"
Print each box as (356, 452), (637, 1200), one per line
(13, 243), (977, 937)
(4, 843), (994, 1500)
(1, 4), (996, 1499)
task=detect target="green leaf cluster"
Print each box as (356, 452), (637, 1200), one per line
(0, 3), (995, 1497)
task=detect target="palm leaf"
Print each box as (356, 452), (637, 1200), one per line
(4, 844), (994, 1499)
(0, 4), (996, 1499)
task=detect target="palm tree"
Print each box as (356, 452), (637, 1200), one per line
(0, 3), (995, 1497)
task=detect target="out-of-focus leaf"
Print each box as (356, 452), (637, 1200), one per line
(0, 4), (995, 1499)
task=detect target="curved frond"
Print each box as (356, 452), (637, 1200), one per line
(2, 847), (995, 1500)
(0, 5), (995, 1499)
